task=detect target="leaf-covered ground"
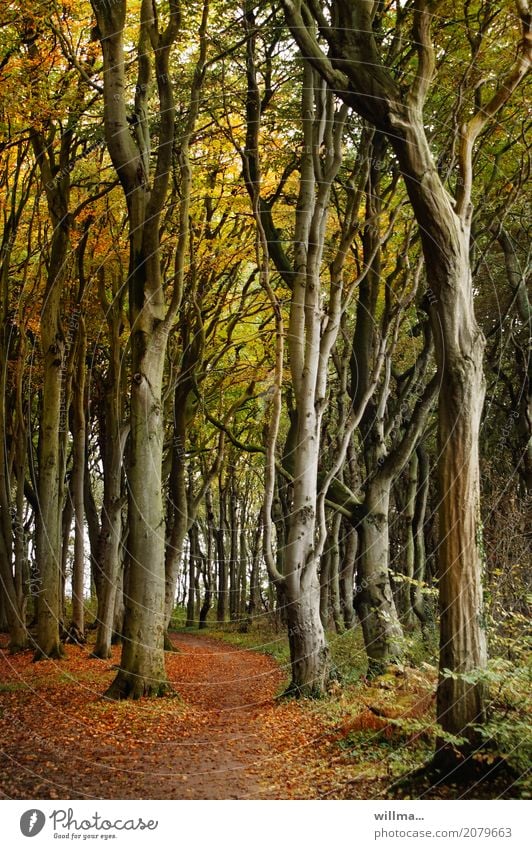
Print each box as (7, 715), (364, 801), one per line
(0, 633), (526, 799)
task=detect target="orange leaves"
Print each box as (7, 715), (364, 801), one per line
(0, 633), (423, 800)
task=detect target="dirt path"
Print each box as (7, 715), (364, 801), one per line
(0, 633), (351, 800)
(134, 633), (287, 799)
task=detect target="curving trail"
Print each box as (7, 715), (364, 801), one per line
(0, 633), (356, 800)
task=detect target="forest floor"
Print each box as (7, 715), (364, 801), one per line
(0, 631), (527, 800)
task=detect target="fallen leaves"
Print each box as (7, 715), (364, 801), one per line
(1, 633), (499, 801)
(0, 632), (365, 800)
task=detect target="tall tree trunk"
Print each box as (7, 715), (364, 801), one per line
(106, 342), (170, 698)
(33, 224), (68, 660)
(411, 445), (430, 632)
(247, 510), (261, 622)
(339, 524), (357, 630)
(29, 65), (75, 661)
(198, 535), (212, 631)
(216, 480), (227, 622)
(185, 524), (198, 628)
(164, 387), (189, 630)
(93, 274), (127, 659)
(92, 0), (191, 698)
(329, 512), (344, 635)
(394, 459), (417, 631)
(282, 0), (530, 751)
(285, 570), (329, 698)
(60, 486), (73, 627)
(229, 481), (239, 621)
(356, 475), (403, 674)
(319, 541), (331, 629)
(69, 316), (86, 641)
(0, 342), (27, 652)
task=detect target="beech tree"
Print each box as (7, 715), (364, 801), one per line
(89, 0), (208, 697)
(280, 0), (531, 751)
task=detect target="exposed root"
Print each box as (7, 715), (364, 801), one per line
(32, 642), (65, 662)
(103, 671), (175, 701)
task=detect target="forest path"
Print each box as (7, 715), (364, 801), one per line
(148, 632), (288, 799)
(0, 632), (363, 800)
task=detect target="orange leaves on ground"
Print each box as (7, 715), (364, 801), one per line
(0, 633), (419, 800)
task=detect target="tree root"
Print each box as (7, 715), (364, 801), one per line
(103, 671), (176, 701)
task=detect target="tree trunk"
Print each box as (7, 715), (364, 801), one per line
(280, 0), (530, 754)
(185, 524), (198, 628)
(329, 512), (344, 634)
(93, 386), (126, 658)
(238, 520), (248, 620)
(34, 238), (68, 660)
(216, 482), (227, 622)
(229, 483), (239, 621)
(435, 275), (487, 745)
(247, 511), (262, 621)
(394, 459), (417, 630)
(285, 572), (329, 697)
(105, 343), (170, 699)
(198, 535), (212, 631)
(60, 486), (73, 627)
(339, 524), (357, 630)
(356, 476), (403, 674)
(411, 445), (431, 632)
(29, 86), (73, 662)
(164, 386), (189, 628)
(92, 0), (185, 698)
(0, 340), (28, 652)
(69, 316), (86, 641)
(319, 543), (330, 629)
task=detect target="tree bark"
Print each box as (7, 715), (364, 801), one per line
(69, 316), (86, 641)
(356, 475), (403, 673)
(279, 0), (532, 742)
(91, 0), (184, 698)
(93, 272), (127, 659)
(33, 212), (69, 660)
(216, 479), (228, 622)
(339, 524), (357, 630)
(285, 572), (330, 698)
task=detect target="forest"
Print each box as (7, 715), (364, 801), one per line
(0, 0), (530, 802)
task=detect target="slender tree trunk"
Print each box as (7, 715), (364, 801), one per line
(69, 317), (86, 641)
(435, 266), (487, 744)
(164, 391), (188, 629)
(84, 457), (102, 616)
(34, 236), (68, 660)
(0, 590), (8, 632)
(329, 512), (344, 634)
(238, 518), (248, 621)
(60, 486), (73, 627)
(93, 385), (126, 658)
(185, 524), (198, 628)
(411, 445), (430, 632)
(247, 511), (261, 622)
(340, 524), (357, 630)
(319, 543), (330, 629)
(394, 459), (417, 630)
(0, 345), (28, 652)
(229, 483), (239, 621)
(198, 536), (212, 631)
(112, 516), (128, 643)
(216, 482), (227, 622)
(106, 341), (170, 698)
(356, 475), (403, 673)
